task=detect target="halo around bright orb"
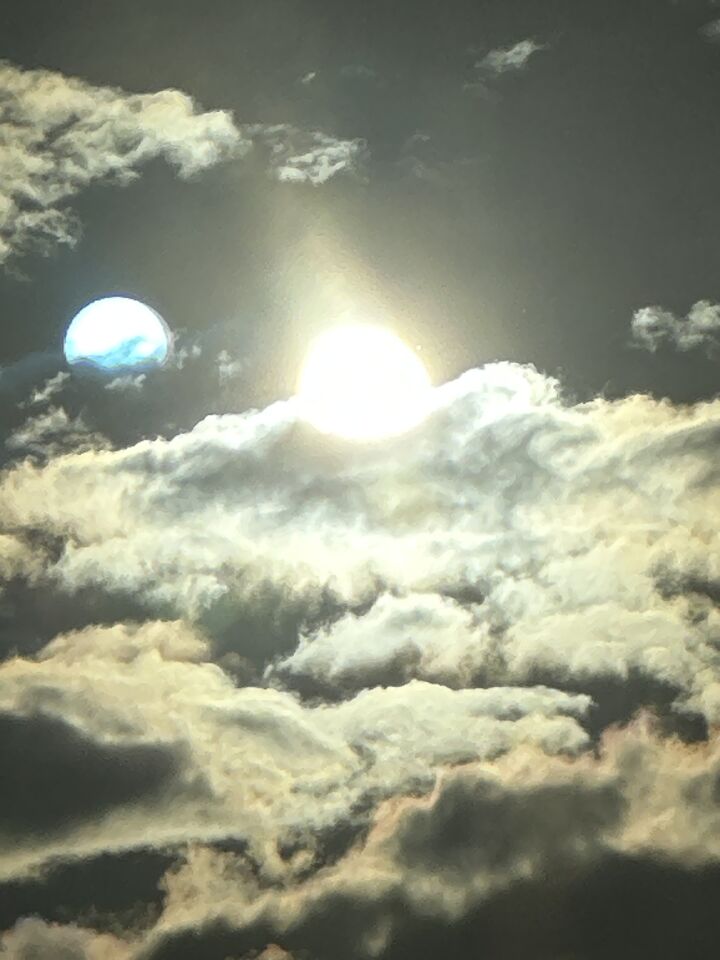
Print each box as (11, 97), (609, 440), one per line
(297, 325), (432, 441)
(64, 296), (171, 372)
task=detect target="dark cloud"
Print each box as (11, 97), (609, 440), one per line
(0, 352), (63, 401)
(386, 856), (720, 960)
(0, 710), (183, 834)
(393, 770), (624, 876)
(0, 849), (173, 933)
(129, 721), (720, 960)
(7, 847), (720, 960)
(133, 855), (720, 960)
(0, 569), (169, 661)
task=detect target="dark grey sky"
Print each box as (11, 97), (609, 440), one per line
(2, 0), (720, 425)
(2, 3), (720, 960)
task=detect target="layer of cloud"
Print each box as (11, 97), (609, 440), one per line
(3, 363), (720, 724)
(631, 300), (720, 354)
(0, 617), (590, 884)
(3, 362), (720, 955)
(6, 718), (714, 960)
(128, 721), (720, 960)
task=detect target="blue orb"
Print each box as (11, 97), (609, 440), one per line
(64, 297), (171, 373)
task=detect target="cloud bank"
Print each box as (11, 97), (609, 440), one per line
(2, 361), (720, 957)
(4, 363), (720, 720)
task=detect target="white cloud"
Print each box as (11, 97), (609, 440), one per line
(216, 349), (245, 384)
(0, 60), (246, 263)
(23, 370), (70, 407)
(397, 132), (484, 185)
(0, 533), (42, 582)
(478, 39), (546, 75)
(340, 64), (379, 83)
(169, 340), (202, 370)
(631, 300), (720, 354)
(247, 124), (367, 185)
(104, 373), (147, 392)
(0, 61), (368, 265)
(276, 592), (487, 687)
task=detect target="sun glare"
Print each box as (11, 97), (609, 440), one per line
(297, 325), (432, 441)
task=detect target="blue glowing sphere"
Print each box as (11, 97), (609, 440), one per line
(64, 297), (170, 372)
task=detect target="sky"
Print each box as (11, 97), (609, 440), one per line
(2, 0), (720, 957)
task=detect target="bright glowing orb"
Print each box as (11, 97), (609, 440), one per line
(64, 296), (170, 372)
(297, 325), (432, 440)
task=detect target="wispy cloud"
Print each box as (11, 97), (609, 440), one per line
(248, 124), (367, 185)
(701, 18), (720, 41)
(104, 373), (148, 392)
(397, 131), (484, 184)
(339, 64), (379, 83)
(0, 60), (245, 265)
(5, 406), (103, 458)
(478, 38), (546, 75)
(22, 370), (70, 407)
(0, 61), (369, 267)
(216, 349), (245, 384)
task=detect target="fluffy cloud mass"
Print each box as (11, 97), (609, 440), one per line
(3, 363), (720, 721)
(2, 362), (720, 957)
